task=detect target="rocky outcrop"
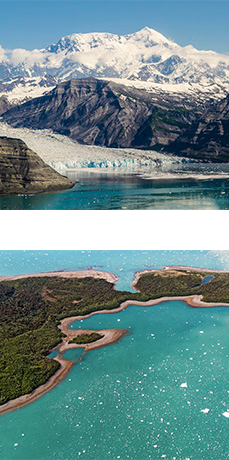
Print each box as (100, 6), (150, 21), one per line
(163, 94), (229, 161)
(2, 77), (198, 149)
(0, 136), (73, 195)
(0, 96), (11, 115)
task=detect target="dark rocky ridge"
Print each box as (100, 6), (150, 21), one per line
(2, 77), (199, 150)
(0, 136), (73, 196)
(163, 94), (229, 161)
(0, 96), (11, 116)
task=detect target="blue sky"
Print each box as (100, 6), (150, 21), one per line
(0, 1), (229, 54)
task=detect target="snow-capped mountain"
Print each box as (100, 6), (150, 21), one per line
(0, 27), (229, 102)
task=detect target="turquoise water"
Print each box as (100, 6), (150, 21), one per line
(47, 349), (59, 359)
(0, 250), (228, 292)
(1, 251), (229, 460)
(2, 301), (229, 460)
(1, 173), (229, 209)
(62, 349), (84, 362)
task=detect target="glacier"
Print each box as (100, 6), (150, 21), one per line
(1, 121), (229, 181)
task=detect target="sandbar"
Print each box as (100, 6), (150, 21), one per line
(0, 269), (119, 285)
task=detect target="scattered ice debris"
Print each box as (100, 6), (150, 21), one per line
(180, 382), (188, 388)
(222, 411), (229, 418)
(201, 408), (210, 414)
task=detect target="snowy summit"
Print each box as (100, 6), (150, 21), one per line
(0, 27), (229, 88)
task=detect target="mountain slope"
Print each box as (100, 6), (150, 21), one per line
(0, 136), (73, 195)
(163, 94), (229, 161)
(2, 77), (200, 149)
(0, 27), (229, 103)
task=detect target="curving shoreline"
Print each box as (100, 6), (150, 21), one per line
(1, 265), (229, 416)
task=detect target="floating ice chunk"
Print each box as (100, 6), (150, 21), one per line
(14, 443), (18, 447)
(201, 408), (210, 414)
(200, 331), (204, 334)
(180, 382), (188, 388)
(222, 411), (229, 418)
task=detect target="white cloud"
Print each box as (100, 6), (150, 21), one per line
(10, 48), (46, 67)
(0, 45), (7, 62)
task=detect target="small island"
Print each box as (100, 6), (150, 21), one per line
(69, 333), (104, 344)
(1, 266), (229, 415)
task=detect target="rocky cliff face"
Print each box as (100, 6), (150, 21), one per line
(163, 95), (229, 161)
(0, 136), (73, 195)
(2, 77), (199, 150)
(0, 96), (11, 115)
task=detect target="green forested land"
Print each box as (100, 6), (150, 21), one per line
(0, 276), (139, 405)
(70, 333), (104, 344)
(135, 270), (229, 303)
(1, 270), (229, 406)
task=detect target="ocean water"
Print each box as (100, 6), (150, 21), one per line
(1, 250), (229, 460)
(1, 173), (229, 210)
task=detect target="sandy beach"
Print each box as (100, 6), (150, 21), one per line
(0, 269), (119, 285)
(1, 266), (229, 416)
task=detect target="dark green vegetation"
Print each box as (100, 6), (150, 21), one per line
(1, 269), (229, 406)
(0, 276), (139, 405)
(135, 269), (229, 303)
(70, 333), (104, 344)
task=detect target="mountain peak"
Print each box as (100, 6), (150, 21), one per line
(131, 26), (173, 45)
(1, 27), (229, 93)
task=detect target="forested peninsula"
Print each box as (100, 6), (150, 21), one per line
(1, 267), (229, 413)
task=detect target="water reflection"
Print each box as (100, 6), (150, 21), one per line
(0, 171), (229, 210)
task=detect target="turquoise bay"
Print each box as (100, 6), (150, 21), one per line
(1, 251), (229, 459)
(1, 172), (229, 210)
